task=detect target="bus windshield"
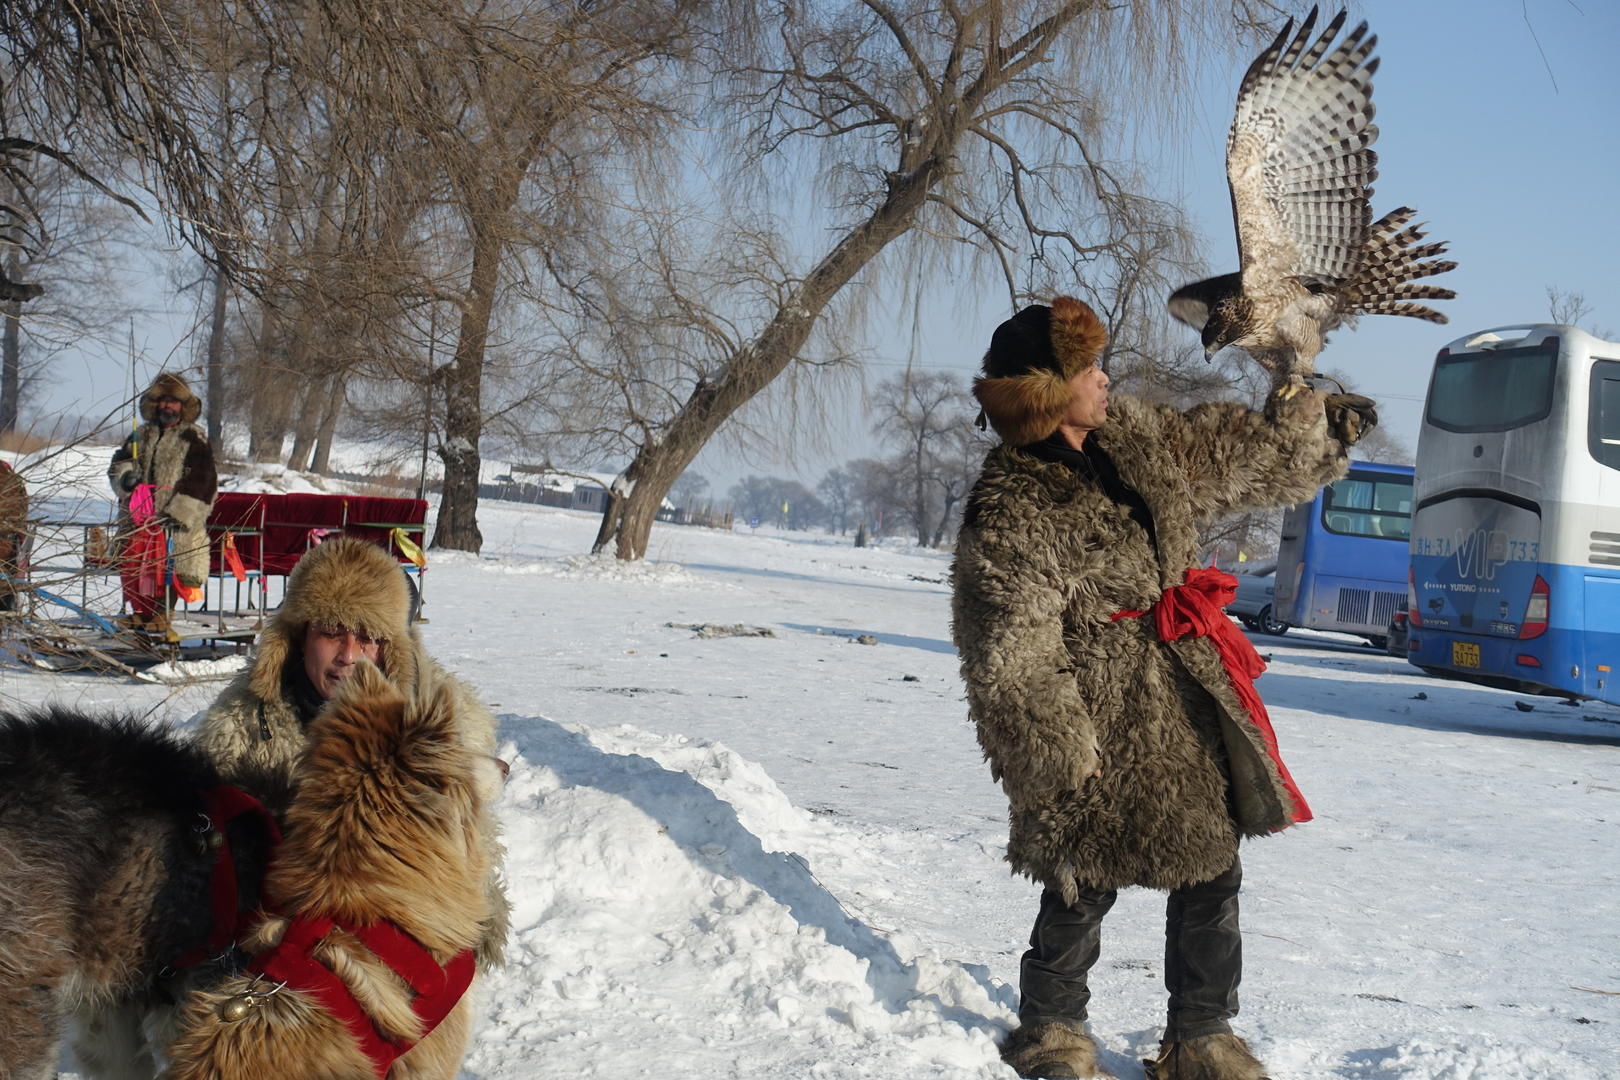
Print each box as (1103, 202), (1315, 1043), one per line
(1320, 472), (1412, 541)
(1426, 342), (1557, 432)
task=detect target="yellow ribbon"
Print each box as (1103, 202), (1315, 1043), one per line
(392, 528), (427, 569)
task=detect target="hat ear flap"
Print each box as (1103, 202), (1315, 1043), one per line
(973, 368), (1072, 446)
(1049, 296), (1107, 376)
(249, 622), (294, 703)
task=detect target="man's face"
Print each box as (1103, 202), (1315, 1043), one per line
(154, 395), (183, 427)
(302, 622), (383, 700)
(1062, 364), (1110, 434)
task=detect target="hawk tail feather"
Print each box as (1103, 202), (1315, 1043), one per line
(1345, 205), (1457, 323)
(1362, 300), (1451, 324)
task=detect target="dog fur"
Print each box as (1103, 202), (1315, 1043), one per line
(162, 661), (501, 1080)
(0, 711), (276, 1080)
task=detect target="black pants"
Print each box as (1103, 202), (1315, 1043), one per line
(1018, 856), (1243, 1041)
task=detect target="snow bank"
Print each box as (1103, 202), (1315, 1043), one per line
(474, 716), (1012, 1077)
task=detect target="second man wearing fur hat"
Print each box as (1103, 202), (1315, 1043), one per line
(107, 372), (217, 637)
(951, 296), (1374, 1079)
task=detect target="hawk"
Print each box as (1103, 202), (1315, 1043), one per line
(1168, 7), (1457, 382)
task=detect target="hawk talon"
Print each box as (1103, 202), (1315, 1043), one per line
(1275, 376), (1311, 401)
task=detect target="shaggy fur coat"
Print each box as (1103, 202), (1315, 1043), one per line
(950, 391), (1348, 902)
(107, 374), (218, 587)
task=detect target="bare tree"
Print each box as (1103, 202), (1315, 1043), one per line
(1546, 285), (1592, 329)
(587, 0), (1284, 560)
(870, 371), (977, 545)
(817, 467), (855, 535)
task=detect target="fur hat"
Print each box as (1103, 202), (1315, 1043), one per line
(248, 537), (418, 704)
(972, 295), (1108, 445)
(140, 372), (202, 425)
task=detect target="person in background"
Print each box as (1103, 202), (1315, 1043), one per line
(0, 459), (27, 611)
(950, 295), (1376, 1080)
(107, 373), (217, 637)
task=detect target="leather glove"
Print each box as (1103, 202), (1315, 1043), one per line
(1325, 392), (1378, 446)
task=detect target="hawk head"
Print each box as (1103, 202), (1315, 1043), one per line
(1200, 294), (1257, 361)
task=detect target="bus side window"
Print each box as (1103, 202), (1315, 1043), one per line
(1592, 360), (1620, 470)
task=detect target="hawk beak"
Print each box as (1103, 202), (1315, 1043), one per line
(1203, 344), (1222, 364)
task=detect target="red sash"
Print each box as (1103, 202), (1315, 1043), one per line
(1112, 567), (1311, 824)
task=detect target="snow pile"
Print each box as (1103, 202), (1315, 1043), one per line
(473, 716), (1011, 1078)
(476, 551), (715, 587)
(222, 463), (350, 495)
(141, 655), (252, 685)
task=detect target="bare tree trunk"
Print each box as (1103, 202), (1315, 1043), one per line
(246, 328), (297, 464)
(604, 161), (943, 559)
(284, 372), (329, 471)
(591, 486), (626, 554)
(204, 261), (228, 447)
(311, 374), (346, 475)
(432, 143), (535, 552)
(431, 221), (504, 552)
(0, 250), (19, 435)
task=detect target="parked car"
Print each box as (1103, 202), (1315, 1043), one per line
(1227, 561), (1289, 636)
(1384, 600), (1409, 657)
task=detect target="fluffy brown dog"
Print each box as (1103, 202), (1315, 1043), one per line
(163, 661), (502, 1080)
(0, 711), (278, 1080)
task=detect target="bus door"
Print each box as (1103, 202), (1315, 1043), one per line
(1272, 501), (1311, 624)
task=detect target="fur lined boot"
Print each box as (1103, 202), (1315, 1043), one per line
(1001, 1022), (1113, 1079)
(1143, 1034), (1269, 1080)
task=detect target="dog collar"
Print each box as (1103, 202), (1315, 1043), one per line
(172, 785), (282, 970)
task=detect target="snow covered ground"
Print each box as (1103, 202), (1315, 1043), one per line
(5, 493), (1617, 1079)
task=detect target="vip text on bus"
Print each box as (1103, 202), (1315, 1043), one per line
(1408, 324), (1620, 705)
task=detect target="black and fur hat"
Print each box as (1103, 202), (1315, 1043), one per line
(972, 295), (1108, 445)
(140, 372), (202, 425)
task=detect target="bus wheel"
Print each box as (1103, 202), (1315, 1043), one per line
(1258, 605), (1289, 636)
(1366, 635), (1388, 651)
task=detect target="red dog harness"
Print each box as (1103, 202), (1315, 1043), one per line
(1112, 567), (1312, 824)
(174, 785), (283, 969)
(252, 913), (477, 1077)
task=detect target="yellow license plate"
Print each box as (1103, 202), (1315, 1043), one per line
(1452, 641), (1481, 669)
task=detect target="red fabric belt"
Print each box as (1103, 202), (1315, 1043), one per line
(173, 785), (283, 969)
(1111, 567), (1311, 825)
(252, 913), (476, 1078)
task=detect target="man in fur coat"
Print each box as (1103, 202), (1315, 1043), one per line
(107, 372), (217, 635)
(69, 537), (511, 1080)
(950, 297), (1376, 1080)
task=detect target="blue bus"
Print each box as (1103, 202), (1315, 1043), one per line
(1408, 324), (1620, 704)
(1273, 461), (1414, 647)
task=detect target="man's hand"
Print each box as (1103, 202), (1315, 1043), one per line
(1325, 392), (1378, 445)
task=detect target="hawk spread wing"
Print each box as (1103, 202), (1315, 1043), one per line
(1168, 7), (1456, 374)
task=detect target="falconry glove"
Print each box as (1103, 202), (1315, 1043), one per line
(1324, 392), (1378, 446)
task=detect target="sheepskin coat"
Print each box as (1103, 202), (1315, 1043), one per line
(950, 391), (1348, 902)
(107, 374), (218, 587)
(193, 538), (510, 967)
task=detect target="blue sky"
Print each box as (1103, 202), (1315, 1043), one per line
(39, 1), (1620, 494)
